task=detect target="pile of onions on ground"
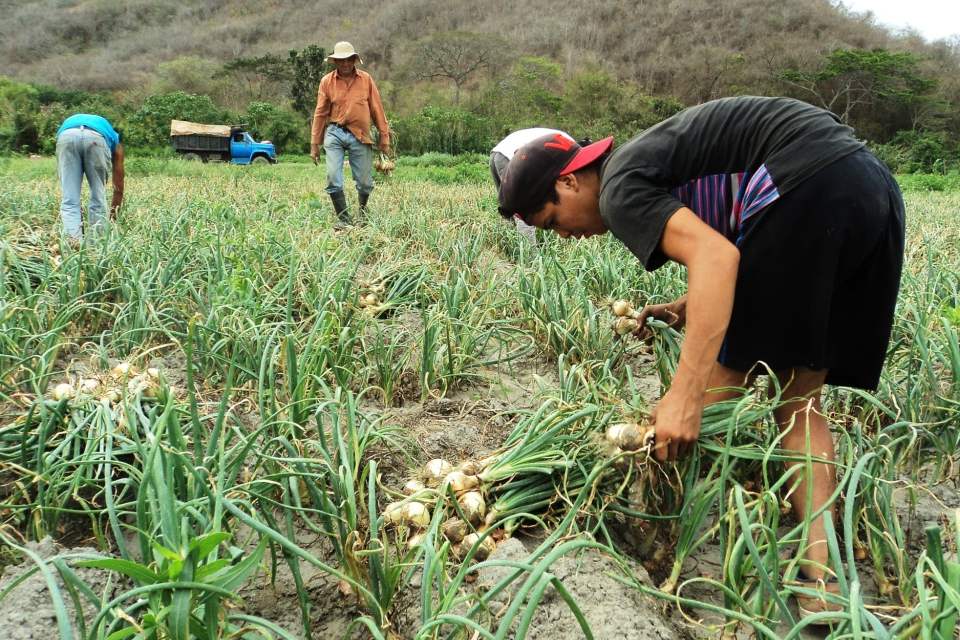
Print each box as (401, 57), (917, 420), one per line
(385, 457), (498, 560)
(48, 362), (166, 404)
(358, 280), (386, 312)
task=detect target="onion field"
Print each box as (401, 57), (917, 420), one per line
(0, 155), (958, 639)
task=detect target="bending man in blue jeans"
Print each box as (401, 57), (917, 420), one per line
(55, 113), (125, 242)
(310, 41), (391, 227)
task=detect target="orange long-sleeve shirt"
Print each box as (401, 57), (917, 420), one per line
(310, 69), (390, 147)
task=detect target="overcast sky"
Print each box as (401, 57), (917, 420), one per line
(839, 0), (959, 41)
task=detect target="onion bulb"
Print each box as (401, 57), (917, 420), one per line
(404, 501), (431, 529)
(443, 518), (467, 544)
(407, 532), (426, 549)
(459, 460), (482, 476)
(111, 362), (133, 378)
(462, 532), (496, 561)
(605, 423), (654, 452)
(52, 383), (74, 401)
(613, 317), (639, 336)
(443, 470), (479, 494)
(80, 378), (100, 393)
(383, 501), (406, 525)
(612, 299), (635, 317)
(403, 479), (425, 495)
(423, 459), (452, 486)
(146, 367), (160, 379)
(458, 491), (486, 525)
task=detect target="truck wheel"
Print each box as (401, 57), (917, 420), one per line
(182, 153), (203, 162)
(251, 156), (270, 165)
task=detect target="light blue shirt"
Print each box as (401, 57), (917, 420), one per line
(56, 114), (120, 153)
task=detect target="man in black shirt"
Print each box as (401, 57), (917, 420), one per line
(498, 96), (905, 618)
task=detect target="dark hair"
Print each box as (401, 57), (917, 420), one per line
(501, 154), (607, 223)
(499, 180), (560, 221)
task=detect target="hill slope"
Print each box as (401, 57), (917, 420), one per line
(1, 0), (955, 104)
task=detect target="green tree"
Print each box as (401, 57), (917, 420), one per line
(128, 91), (226, 147)
(778, 48), (939, 136)
(288, 45), (330, 117)
(223, 54), (293, 102)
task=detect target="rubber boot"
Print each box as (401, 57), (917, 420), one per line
(329, 191), (351, 228)
(358, 192), (370, 221)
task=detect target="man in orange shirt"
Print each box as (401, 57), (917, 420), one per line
(310, 41), (391, 226)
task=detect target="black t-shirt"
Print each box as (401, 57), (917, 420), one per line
(599, 96), (865, 271)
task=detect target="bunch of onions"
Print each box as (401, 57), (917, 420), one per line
(373, 153), (396, 175)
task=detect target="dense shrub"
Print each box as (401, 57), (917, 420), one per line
(871, 130), (959, 174)
(392, 106), (495, 156)
(0, 78), (40, 152)
(243, 101), (306, 154)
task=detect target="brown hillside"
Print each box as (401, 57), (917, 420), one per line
(1, 0), (957, 104)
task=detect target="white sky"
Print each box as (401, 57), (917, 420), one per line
(838, 0), (959, 41)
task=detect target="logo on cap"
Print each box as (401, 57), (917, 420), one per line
(544, 134), (574, 151)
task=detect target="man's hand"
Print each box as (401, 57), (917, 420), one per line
(378, 142), (390, 154)
(636, 295), (687, 342)
(311, 144), (320, 165)
(650, 385), (703, 461)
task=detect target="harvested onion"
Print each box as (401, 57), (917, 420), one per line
(423, 458), (453, 486)
(458, 491), (486, 525)
(111, 362), (133, 378)
(443, 518), (467, 544)
(443, 471), (479, 494)
(459, 460), (482, 476)
(404, 501), (431, 528)
(80, 378), (100, 393)
(605, 422), (654, 452)
(52, 383), (74, 401)
(612, 299), (636, 317)
(462, 532), (496, 561)
(613, 317), (640, 336)
(403, 479), (425, 495)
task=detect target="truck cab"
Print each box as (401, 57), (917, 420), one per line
(229, 129), (277, 165)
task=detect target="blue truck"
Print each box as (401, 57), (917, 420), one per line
(169, 120), (277, 164)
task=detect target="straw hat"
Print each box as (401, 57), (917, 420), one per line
(328, 41), (363, 63)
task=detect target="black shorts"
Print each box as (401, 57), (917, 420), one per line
(718, 149), (905, 390)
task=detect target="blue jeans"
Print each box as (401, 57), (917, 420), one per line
(324, 125), (373, 196)
(56, 127), (112, 240)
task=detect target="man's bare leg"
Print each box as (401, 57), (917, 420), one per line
(773, 368), (833, 580)
(703, 364), (835, 578)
